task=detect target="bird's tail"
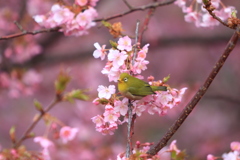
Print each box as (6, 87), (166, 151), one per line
(151, 86), (167, 91)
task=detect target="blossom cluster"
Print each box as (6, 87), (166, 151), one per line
(207, 141), (240, 160)
(33, 126), (79, 160)
(4, 36), (42, 63)
(93, 36), (150, 82)
(92, 36), (187, 135)
(0, 69), (42, 98)
(174, 0), (236, 28)
(33, 0), (98, 36)
(0, 125), (79, 160)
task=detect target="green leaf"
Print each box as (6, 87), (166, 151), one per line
(202, 0), (209, 5)
(109, 40), (118, 49)
(163, 74), (170, 83)
(54, 71), (71, 94)
(9, 126), (16, 142)
(34, 99), (43, 112)
(101, 20), (112, 28)
(64, 89), (89, 103)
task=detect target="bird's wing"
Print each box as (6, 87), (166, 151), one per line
(128, 82), (155, 96)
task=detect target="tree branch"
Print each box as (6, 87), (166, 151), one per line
(0, 27), (60, 41)
(94, 0), (176, 22)
(146, 24), (240, 156)
(138, 7), (156, 44)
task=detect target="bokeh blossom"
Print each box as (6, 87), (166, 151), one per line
(34, 136), (54, 160)
(207, 141), (240, 160)
(174, 0), (236, 28)
(0, 69), (42, 98)
(59, 126), (79, 144)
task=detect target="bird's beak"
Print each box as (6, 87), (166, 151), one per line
(118, 79), (122, 83)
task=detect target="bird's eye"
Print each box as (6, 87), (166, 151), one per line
(123, 77), (128, 82)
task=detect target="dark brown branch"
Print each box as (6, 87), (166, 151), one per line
(94, 0), (176, 22)
(122, 0), (133, 9)
(146, 25), (240, 156)
(0, 27), (60, 40)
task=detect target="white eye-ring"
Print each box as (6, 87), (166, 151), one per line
(124, 77), (128, 82)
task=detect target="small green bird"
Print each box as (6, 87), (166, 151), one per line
(118, 73), (167, 100)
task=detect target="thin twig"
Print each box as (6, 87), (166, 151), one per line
(126, 21), (140, 157)
(146, 25), (240, 157)
(122, 0), (133, 9)
(203, 0), (230, 28)
(14, 21), (25, 32)
(138, 7), (156, 44)
(13, 96), (62, 149)
(0, 27), (60, 40)
(126, 100), (133, 158)
(132, 21), (140, 67)
(94, 0), (176, 22)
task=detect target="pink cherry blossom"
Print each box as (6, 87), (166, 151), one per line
(99, 122), (118, 135)
(97, 85), (116, 99)
(93, 42), (107, 60)
(89, 0), (99, 6)
(0, 72), (10, 87)
(216, 7), (236, 20)
(147, 104), (162, 115)
(231, 141), (240, 152)
(42, 148), (52, 160)
(174, 0), (186, 8)
(132, 60), (149, 74)
(59, 126), (79, 144)
(75, 0), (88, 6)
(34, 136), (54, 149)
(103, 106), (120, 123)
(108, 49), (128, 68)
(51, 4), (74, 26)
(92, 115), (105, 127)
(210, 0), (220, 9)
(22, 70), (42, 86)
(133, 104), (146, 116)
(33, 15), (47, 26)
(136, 44), (149, 60)
(114, 98), (128, 116)
(169, 140), (181, 154)
(37, 4), (74, 28)
(107, 67), (121, 82)
(117, 36), (132, 51)
(184, 12), (201, 27)
(156, 92), (173, 107)
(207, 154), (216, 160)
(200, 13), (219, 27)
(172, 87), (187, 105)
(222, 151), (239, 160)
